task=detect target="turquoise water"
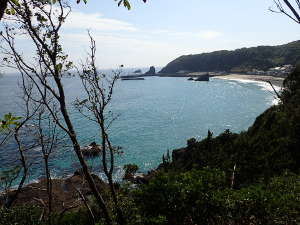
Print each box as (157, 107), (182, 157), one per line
(0, 74), (278, 182)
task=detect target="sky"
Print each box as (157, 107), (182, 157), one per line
(1, 0), (300, 71)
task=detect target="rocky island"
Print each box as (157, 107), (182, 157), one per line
(120, 66), (156, 80)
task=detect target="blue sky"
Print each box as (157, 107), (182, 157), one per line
(2, 0), (300, 70)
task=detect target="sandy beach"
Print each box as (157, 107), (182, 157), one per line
(213, 74), (285, 88)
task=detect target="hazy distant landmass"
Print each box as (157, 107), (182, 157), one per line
(160, 40), (300, 74)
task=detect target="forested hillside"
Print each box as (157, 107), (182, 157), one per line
(160, 40), (300, 73)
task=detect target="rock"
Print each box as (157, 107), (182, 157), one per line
(121, 78), (145, 80)
(133, 69), (142, 74)
(194, 73), (209, 81)
(1, 171), (109, 211)
(187, 77), (194, 81)
(144, 66), (156, 75)
(80, 142), (101, 157)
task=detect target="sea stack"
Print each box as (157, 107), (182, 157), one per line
(144, 66), (156, 75)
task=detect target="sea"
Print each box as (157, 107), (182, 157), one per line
(0, 72), (280, 184)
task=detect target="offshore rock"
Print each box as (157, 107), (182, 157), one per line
(194, 73), (209, 81)
(80, 142), (101, 157)
(144, 66), (156, 75)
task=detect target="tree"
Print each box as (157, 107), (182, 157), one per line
(270, 0), (300, 23)
(0, 81), (41, 209)
(0, 0), (114, 224)
(0, 0), (147, 21)
(34, 105), (62, 223)
(75, 33), (126, 225)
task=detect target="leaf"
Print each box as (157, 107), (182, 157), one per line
(55, 63), (63, 72)
(1, 113), (22, 130)
(5, 9), (11, 15)
(10, 0), (20, 6)
(123, 0), (131, 10)
(11, 116), (22, 121)
(10, 8), (16, 15)
(4, 113), (12, 121)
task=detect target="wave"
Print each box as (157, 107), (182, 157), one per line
(213, 77), (282, 105)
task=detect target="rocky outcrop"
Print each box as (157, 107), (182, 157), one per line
(144, 66), (156, 75)
(80, 142), (101, 157)
(133, 69), (142, 74)
(194, 73), (209, 81)
(1, 171), (108, 211)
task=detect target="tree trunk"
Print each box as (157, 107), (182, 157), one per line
(54, 77), (112, 225)
(5, 131), (28, 208)
(0, 0), (8, 21)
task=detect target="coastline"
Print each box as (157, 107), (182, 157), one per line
(212, 74), (284, 89)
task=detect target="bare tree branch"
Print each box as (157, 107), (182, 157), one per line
(271, 0), (300, 23)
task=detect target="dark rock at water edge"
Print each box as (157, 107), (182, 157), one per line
(133, 69), (142, 74)
(194, 73), (209, 81)
(144, 66), (156, 75)
(0, 171), (108, 211)
(121, 78), (145, 80)
(80, 142), (101, 157)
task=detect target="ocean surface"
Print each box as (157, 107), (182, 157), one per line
(0, 73), (280, 183)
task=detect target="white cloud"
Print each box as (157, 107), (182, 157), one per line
(60, 32), (185, 68)
(197, 31), (222, 39)
(151, 29), (223, 40)
(64, 11), (138, 32)
(0, 6), (225, 71)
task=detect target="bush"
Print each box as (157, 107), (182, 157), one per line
(133, 169), (300, 225)
(123, 164), (139, 180)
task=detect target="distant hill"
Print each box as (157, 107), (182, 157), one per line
(160, 40), (300, 74)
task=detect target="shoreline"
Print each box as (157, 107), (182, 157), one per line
(212, 74), (284, 89)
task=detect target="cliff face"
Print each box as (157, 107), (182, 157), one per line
(160, 40), (300, 74)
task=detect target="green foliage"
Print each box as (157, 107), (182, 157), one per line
(186, 137), (196, 149)
(134, 168), (227, 225)
(54, 209), (95, 225)
(160, 40), (300, 73)
(0, 113), (22, 131)
(115, 0), (147, 10)
(170, 74), (300, 185)
(123, 163), (139, 180)
(133, 65), (300, 224)
(134, 170), (300, 225)
(0, 206), (103, 225)
(0, 207), (42, 225)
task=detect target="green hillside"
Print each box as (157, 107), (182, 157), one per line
(160, 40), (300, 73)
